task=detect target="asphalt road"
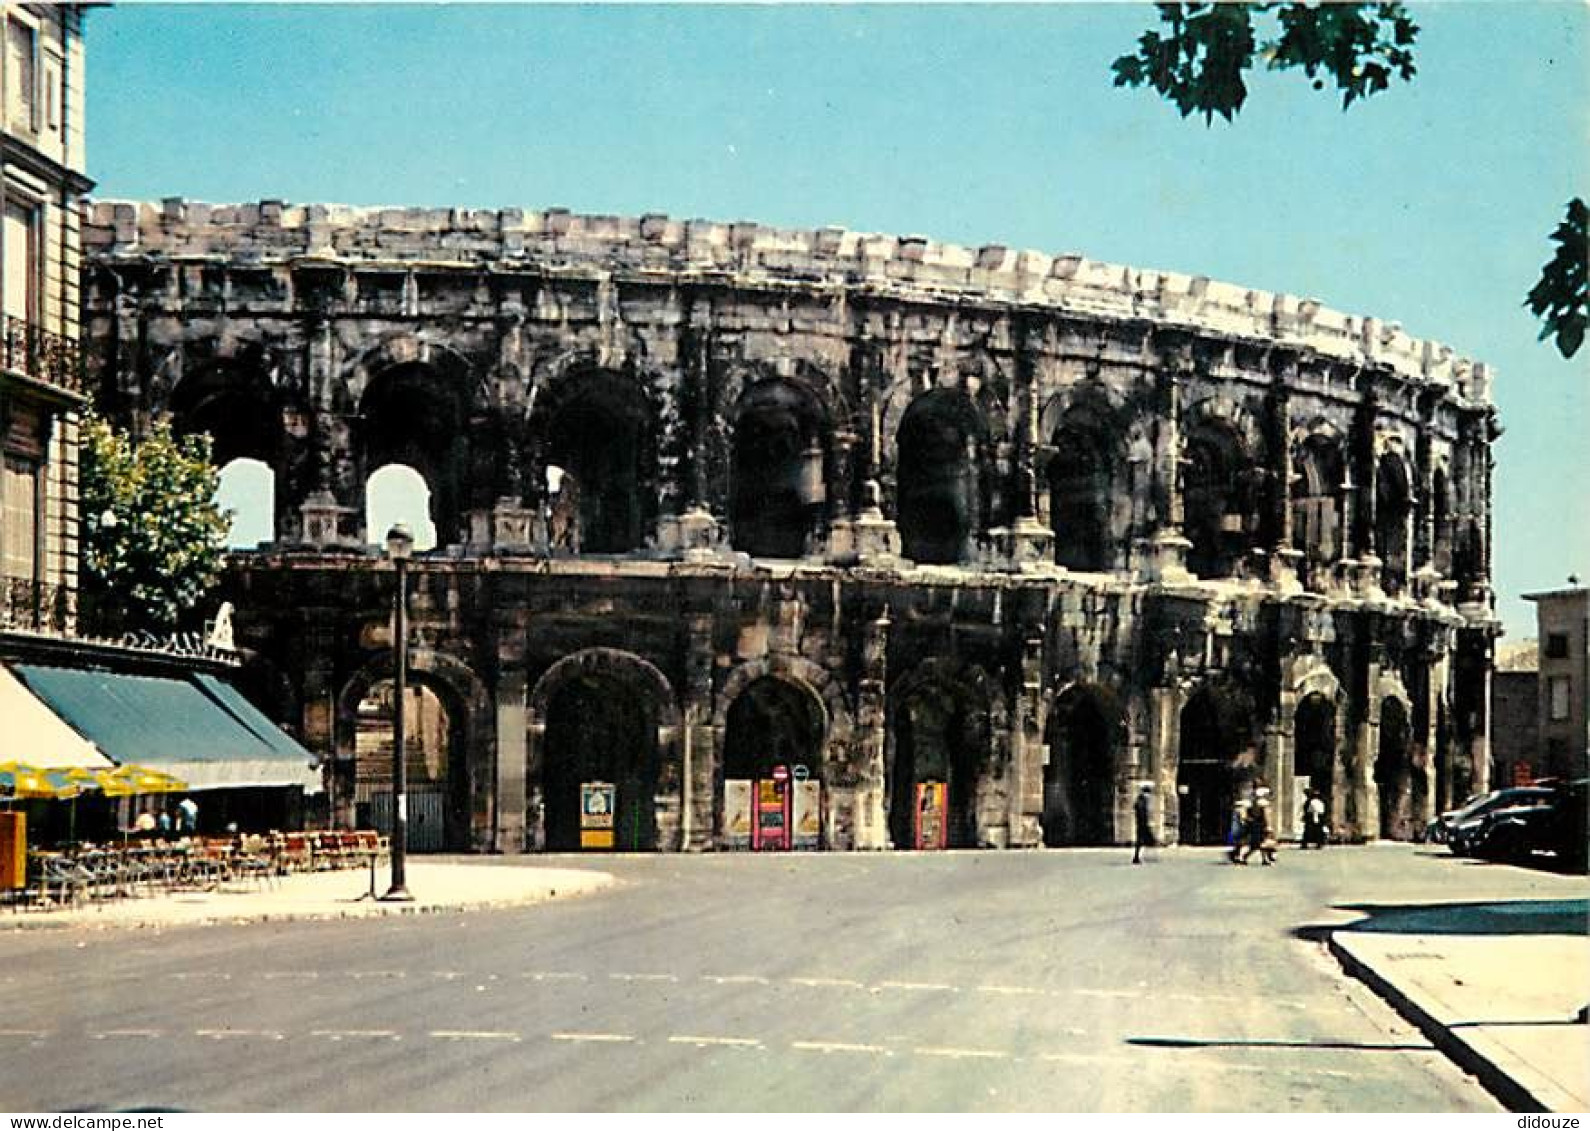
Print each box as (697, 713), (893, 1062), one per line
(5, 843), (1573, 1112)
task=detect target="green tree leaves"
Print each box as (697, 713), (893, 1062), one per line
(1524, 198), (1588, 360)
(1113, 3), (1582, 361)
(79, 415), (230, 636)
(1111, 2), (1419, 123)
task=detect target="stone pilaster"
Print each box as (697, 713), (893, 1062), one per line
(681, 614), (717, 850)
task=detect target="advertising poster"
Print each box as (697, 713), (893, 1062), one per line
(792, 780), (822, 849)
(915, 780), (948, 850)
(754, 778), (787, 850)
(579, 781), (615, 850)
(722, 779), (753, 848)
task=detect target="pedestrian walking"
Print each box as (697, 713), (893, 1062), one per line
(1241, 787), (1277, 865)
(1302, 788), (1328, 849)
(1228, 795), (1250, 863)
(1132, 784), (1154, 864)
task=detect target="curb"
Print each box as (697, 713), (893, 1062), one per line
(0, 877), (615, 933)
(1326, 932), (1546, 1113)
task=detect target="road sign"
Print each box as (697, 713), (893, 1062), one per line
(772, 764), (790, 782)
(791, 764), (809, 782)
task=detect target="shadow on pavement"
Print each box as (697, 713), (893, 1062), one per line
(1126, 1036), (1433, 1052)
(1293, 898), (1589, 941)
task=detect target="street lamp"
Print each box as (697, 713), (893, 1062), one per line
(382, 522), (414, 901)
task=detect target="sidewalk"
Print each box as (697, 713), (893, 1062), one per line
(1331, 924), (1589, 1113)
(1, 861), (616, 930)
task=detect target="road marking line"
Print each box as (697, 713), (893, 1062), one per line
(914, 1046), (1009, 1060)
(431, 971), (466, 980)
(196, 1029), (284, 1041)
(523, 971), (588, 981)
(170, 972), (231, 981)
(610, 973), (678, 983)
(701, 974), (770, 985)
(430, 1030), (521, 1042)
(312, 1029), (400, 1041)
(976, 985), (1044, 996)
(349, 970), (406, 980)
(791, 1040), (891, 1055)
(668, 1035), (763, 1048)
(261, 971), (318, 980)
(1072, 988), (1136, 999)
(0, 1029), (49, 1037)
(1036, 1051), (1138, 1067)
(789, 977), (865, 990)
(92, 1029), (160, 1039)
(551, 1032), (636, 1043)
(877, 981), (957, 993)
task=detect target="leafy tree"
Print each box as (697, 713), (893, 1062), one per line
(1524, 198), (1588, 360)
(1111, 3), (1418, 122)
(79, 415), (230, 637)
(1112, 3), (1584, 359)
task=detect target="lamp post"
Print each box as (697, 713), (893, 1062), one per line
(382, 522), (414, 901)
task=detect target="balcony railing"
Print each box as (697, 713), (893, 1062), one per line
(0, 575), (73, 634)
(0, 315), (84, 397)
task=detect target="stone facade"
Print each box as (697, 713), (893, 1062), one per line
(0, 4), (91, 637)
(83, 199), (1501, 851)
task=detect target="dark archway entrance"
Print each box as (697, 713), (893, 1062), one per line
(1041, 685), (1116, 845)
(353, 679), (463, 852)
(730, 379), (829, 559)
(545, 373), (653, 554)
(889, 678), (986, 849)
(1376, 454), (1412, 596)
(721, 676), (825, 849)
(896, 390), (982, 565)
(1049, 423), (1115, 572)
(1375, 697), (1411, 840)
(1293, 692), (1336, 818)
(1183, 422), (1261, 580)
(543, 672), (658, 851)
(1177, 683), (1256, 845)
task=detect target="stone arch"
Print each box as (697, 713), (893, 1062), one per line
(1171, 675), (1261, 845)
(1290, 422), (1346, 568)
(345, 334), (487, 412)
(886, 658), (995, 848)
(528, 648), (682, 853)
(1282, 657), (1348, 836)
(352, 343), (482, 549)
(1044, 386), (1129, 572)
(1375, 446), (1414, 595)
(526, 356), (661, 553)
(1182, 401), (1266, 579)
(336, 647), (490, 853)
(1370, 669), (1415, 840)
(1041, 679), (1124, 845)
(714, 654), (850, 850)
(1429, 460), (1454, 577)
(729, 374), (836, 558)
(893, 388), (990, 565)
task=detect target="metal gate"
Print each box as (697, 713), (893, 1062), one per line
(357, 785), (447, 852)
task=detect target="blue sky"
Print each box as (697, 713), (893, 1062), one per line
(88, 3), (1586, 637)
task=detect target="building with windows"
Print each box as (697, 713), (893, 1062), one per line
(1524, 586), (1588, 781)
(0, 3), (89, 636)
(82, 201), (1501, 852)
(0, 11), (320, 843)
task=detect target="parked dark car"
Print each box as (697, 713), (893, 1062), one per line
(1446, 787), (1557, 855)
(1425, 791), (1491, 844)
(1472, 779), (1588, 871)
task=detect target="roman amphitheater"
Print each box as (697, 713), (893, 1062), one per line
(81, 200), (1500, 853)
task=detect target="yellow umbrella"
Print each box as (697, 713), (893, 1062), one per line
(0, 761), (58, 800)
(98, 764), (188, 796)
